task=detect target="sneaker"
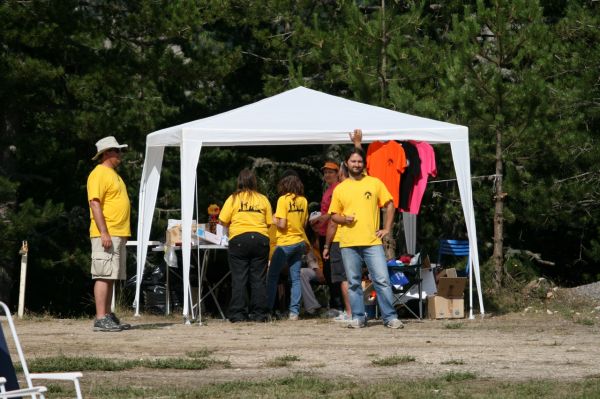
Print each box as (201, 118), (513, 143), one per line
(385, 318), (404, 329)
(324, 308), (341, 318)
(288, 313), (299, 321)
(93, 315), (123, 332)
(333, 311), (352, 322)
(108, 313), (131, 330)
(346, 318), (366, 329)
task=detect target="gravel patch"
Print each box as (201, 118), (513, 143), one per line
(568, 281), (600, 302)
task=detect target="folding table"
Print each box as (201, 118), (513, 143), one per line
(152, 243), (229, 324)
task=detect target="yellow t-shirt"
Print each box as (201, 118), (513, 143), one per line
(268, 224), (277, 259)
(274, 194), (308, 246)
(219, 191), (272, 240)
(332, 222), (343, 243)
(87, 164), (131, 237)
(328, 175), (393, 247)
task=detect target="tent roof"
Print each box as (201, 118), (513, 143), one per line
(134, 86), (484, 318)
(147, 86), (467, 147)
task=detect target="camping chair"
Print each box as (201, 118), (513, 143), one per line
(387, 253), (424, 320)
(1, 376), (47, 399)
(437, 239), (470, 276)
(0, 302), (83, 399)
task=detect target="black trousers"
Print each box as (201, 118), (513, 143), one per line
(319, 235), (342, 309)
(227, 232), (269, 321)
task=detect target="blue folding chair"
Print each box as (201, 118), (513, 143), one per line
(437, 239), (470, 276)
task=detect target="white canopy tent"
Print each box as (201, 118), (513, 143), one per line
(133, 86), (485, 321)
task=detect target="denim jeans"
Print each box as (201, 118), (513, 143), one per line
(341, 245), (397, 324)
(266, 241), (306, 315)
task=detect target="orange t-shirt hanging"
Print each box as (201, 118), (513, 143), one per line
(366, 141), (406, 208)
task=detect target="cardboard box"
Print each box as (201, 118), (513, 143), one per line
(428, 267), (467, 319)
(428, 295), (465, 319)
(437, 268), (467, 298)
(197, 223), (228, 246)
(166, 225), (182, 246)
(166, 219), (197, 246)
(438, 267), (458, 278)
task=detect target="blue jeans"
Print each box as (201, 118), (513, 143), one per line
(266, 242), (306, 315)
(341, 245), (397, 324)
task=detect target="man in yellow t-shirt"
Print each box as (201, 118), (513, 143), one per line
(329, 146), (403, 329)
(87, 136), (130, 332)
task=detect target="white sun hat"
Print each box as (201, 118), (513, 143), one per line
(92, 136), (128, 160)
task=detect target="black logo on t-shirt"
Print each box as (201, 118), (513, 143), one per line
(364, 191), (372, 199)
(238, 201), (262, 213)
(288, 200), (305, 213)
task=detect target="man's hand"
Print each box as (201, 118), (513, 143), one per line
(100, 232), (113, 249)
(344, 214), (356, 225)
(322, 247), (330, 260)
(375, 228), (390, 239)
(349, 129), (363, 149)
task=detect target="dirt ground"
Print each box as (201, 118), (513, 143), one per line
(7, 308), (600, 392)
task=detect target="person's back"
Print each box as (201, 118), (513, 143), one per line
(274, 193), (308, 245)
(221, 191), (271, 239)
(267, 173), (309, 320)
(219, 168), (272, 323)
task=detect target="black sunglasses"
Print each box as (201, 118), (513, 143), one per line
(108, 148), (122, 154)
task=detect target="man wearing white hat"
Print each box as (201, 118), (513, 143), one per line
(87, 136), (130, 332)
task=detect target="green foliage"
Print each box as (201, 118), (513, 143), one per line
(24, 354), (230, 372)
(371, 355), (415, 366)
(442, 371), (477, 382)
(85, 375), (600, 398)
(265, 354), (301, 368)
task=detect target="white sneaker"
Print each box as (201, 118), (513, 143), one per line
(288, 313), (299, 321)
(346, 318), (366, 329)
(333, 311), (351, 322)
(385, 318), (404, 329)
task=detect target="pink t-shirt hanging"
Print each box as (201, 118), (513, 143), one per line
(407, 141), (437, 214)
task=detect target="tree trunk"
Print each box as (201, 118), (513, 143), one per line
(379, 0), (388, 102)
(379, 0), (396, 258)
(492, 126), (505, 289)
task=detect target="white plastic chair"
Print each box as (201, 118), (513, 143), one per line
(0, 376), (47, 399)
(0, 302), (83, 399)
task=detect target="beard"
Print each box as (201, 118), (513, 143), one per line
(348, 167), (364, 179)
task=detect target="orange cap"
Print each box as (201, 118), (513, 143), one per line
(321, 161), (339, 172)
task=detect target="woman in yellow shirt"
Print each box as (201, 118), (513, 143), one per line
(266, 172), (308, 320)
(219, 168), (272, 323)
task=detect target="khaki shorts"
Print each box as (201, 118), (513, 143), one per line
(90, 237), (127, 280)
